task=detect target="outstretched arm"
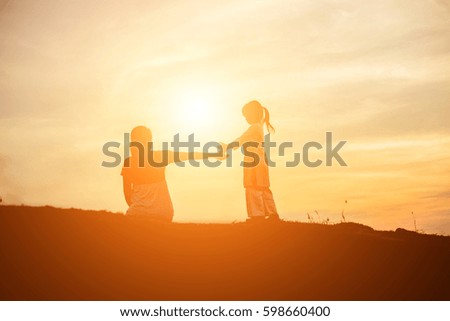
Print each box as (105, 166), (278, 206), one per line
(224, 140), (240, 151)
(224, 125), (259, 151)
(150, 149), (225, 165)
(167, 150), (224, 163)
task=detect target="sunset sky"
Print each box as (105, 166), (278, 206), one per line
(1, 0), (449, 233)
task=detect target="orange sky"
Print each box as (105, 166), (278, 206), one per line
(0, 0), (449, 233)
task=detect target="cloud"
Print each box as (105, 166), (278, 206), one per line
(0, 154), (24, 204)
(422, 190), (450, 199)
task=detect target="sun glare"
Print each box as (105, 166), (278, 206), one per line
(167, 84), (232, 137)
(184, 97), (211, 124)
(175, 86), (217, 128)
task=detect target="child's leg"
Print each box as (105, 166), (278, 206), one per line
(262, 188), (278, 217)
(245, 188), (265, 218)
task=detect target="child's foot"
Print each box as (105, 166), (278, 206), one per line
(266, 214), (280, 221)
(246, 216), (265, 223)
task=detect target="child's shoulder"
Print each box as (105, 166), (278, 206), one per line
(248, 122), (264, 132)
(123, 155), (146, 167)
(122, 156), (132, 168)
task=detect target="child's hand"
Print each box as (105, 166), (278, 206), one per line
(215, 142), (230, 160)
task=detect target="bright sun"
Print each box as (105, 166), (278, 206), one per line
(184, 98), (211, 124)
(176, 87), (215, 127)
(169, 84), (230, 136)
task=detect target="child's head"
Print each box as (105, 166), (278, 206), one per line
(131, 126), (152, 143)
(242, 100), (275, 132)
(130, 126), (152, 156)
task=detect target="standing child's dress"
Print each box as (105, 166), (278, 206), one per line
(236, 122), (278, 218)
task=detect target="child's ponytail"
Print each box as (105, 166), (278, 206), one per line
(263, 107), (275, 133)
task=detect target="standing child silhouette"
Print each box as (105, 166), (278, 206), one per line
(225, 100), (280, 222)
